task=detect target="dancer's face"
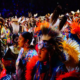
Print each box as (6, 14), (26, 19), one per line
(38, 48), (48, 62)
(18, 34), (25, 47)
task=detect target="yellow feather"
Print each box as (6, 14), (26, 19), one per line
(62, 39), (80, 63)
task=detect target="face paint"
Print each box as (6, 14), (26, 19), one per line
(38, 40), (50, 49)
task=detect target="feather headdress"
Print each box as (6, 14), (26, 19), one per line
(62, 39), (80, 63)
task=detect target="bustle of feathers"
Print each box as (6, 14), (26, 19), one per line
(62, 39), (80, 63)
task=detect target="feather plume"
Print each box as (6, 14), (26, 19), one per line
(34, 21), (50, 33)
(70, 20), (80, 35)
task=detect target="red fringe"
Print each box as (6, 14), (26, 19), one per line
(25, 56), (38, 80)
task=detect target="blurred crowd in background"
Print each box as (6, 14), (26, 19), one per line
(0, 0), (80, 18)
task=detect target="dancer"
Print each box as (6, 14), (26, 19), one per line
(16, 32), (37, 80)
(25, 27), (67, 80)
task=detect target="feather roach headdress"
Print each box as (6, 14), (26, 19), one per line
(37, 27), (62, 49)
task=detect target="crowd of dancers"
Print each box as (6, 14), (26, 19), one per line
(0, 5), (80, 80)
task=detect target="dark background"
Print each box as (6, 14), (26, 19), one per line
(0, 0), (80, 18)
